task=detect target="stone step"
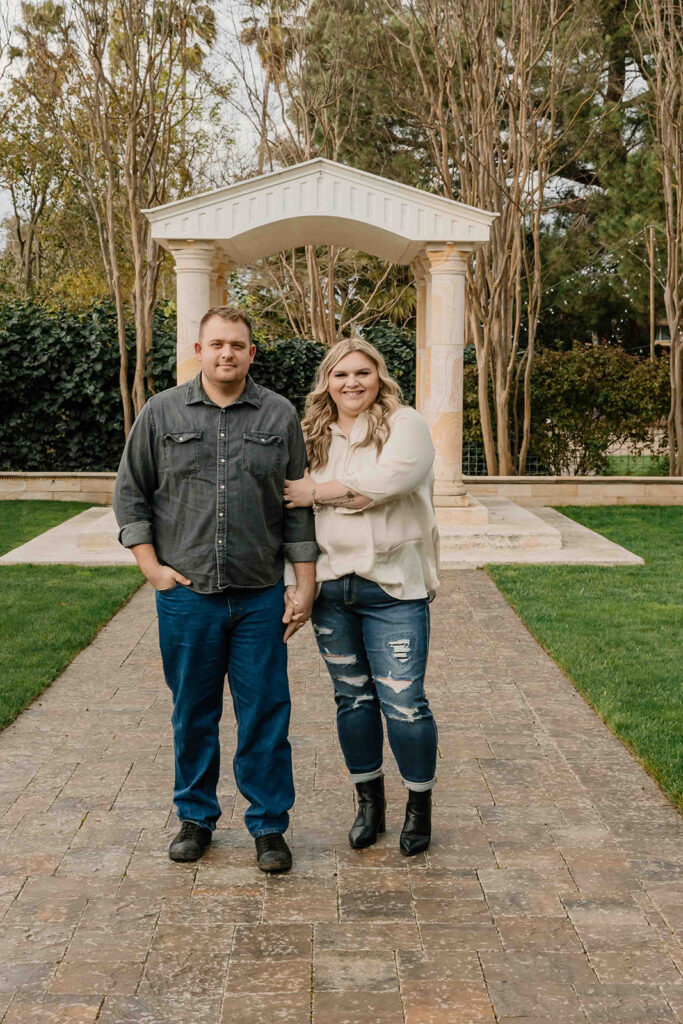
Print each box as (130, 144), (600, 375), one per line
(437, 497), (562, 550)
(440, 527), (561, 550)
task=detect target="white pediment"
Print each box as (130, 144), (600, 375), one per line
(143, 158), (496, 265)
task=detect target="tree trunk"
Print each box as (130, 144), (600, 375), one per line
(22, 221), (34, 294)
(673, 336), (683, 474)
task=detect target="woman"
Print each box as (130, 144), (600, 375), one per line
(283, 337), (439, 856)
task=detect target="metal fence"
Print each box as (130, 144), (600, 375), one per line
(462, 443), (670, 477)
(462, 443), (547, 476)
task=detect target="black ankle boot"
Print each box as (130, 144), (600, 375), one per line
(349, 775), (386, 849)
(400, 789), (432, 856)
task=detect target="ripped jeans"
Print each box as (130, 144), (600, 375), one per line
(311, 574), (438, 791)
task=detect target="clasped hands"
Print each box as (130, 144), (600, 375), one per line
(282, 581), (315, 642)
(282, 470), (315, 640)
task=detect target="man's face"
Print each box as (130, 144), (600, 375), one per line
(195, 316), (255, 388)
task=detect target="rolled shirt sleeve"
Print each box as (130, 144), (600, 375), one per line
(282, 411), (319, 563)
(113, 403), (157, 548)
(338, 409), (435, 507)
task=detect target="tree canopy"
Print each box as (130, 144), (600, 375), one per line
(0, 0), (679, 469)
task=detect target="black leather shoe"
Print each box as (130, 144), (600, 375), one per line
(255, 833), (292, 872)
(168, 821), (212, 862)
(400, 789), (432, 856)
(349, 775), (386, 849)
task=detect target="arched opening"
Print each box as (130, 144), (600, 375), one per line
(144, 159), (497, 518)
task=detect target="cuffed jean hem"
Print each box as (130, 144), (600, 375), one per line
(252, 826), (288, 838)
(402, 776), (436, 792)
(179, 817), (215, 832)
(349, 768), (383, 784)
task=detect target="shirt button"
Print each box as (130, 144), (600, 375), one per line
(221, 458), (225, 463)
(220, 485), (225, 490)
(219, 512), (224, 517)
(178, 436), (184, 441)
(218, 540), (223, 545)
(220, 433), (225, 438)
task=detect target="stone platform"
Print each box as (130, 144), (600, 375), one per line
(0, 501), (643, 569)
(438, 500), (642, 568)
(437, 497), (561, 552)
(0, 576), (680, 1023)
(0, 509), (135, 567)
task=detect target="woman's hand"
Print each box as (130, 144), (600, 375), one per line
(284, 468), (315, 509)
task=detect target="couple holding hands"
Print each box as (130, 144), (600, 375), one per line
(113, 306), (439, 872)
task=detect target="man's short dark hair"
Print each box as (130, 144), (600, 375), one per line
(199, 306), (253, 344)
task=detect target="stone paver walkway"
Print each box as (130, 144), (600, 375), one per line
(0, 572), (681, 1024)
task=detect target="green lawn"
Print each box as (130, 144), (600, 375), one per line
(0, 501), (143, 731)
(489, 506), (683, 810)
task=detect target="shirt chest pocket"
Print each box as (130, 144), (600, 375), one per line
(162, 430), (202, 476)
(242, 432), (283, 479)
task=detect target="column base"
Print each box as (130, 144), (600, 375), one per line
(436, 496), (489, 527)
(433, 480), (468, 507)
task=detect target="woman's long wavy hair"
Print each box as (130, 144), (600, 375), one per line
(302, 337), (404, 471)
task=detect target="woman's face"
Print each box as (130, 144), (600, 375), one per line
(327, 351), (381, 418)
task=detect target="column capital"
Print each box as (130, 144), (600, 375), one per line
(168, 240), (217, 273)
(210, 260), (234, 308)
(411, 250), (430, 284)
(422, 243), (470, 275)
(214, 258), (234, 276)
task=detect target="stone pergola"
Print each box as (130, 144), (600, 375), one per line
(143, 159), (497, 508)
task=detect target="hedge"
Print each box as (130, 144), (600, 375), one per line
(0, 301), (176, 472)
(463, 344), (670, 474)
(0, 299), (669, 473)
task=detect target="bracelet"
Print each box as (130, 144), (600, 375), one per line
(311, 485), (323, 516)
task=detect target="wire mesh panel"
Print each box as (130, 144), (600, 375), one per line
(462, 444), (669, 477)
(462, 443), (548, 476)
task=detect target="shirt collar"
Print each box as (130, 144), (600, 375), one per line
(330, 412), (368, 442)
(185, 372), (263, 408)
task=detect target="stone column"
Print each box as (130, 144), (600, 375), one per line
(210, 260), (233, 308)
(412, 255), (428, 412)
(421, 243), (468, 506)
(169, 242), (216, 384)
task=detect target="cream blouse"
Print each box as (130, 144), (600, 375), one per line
(309, 405), (440, 600)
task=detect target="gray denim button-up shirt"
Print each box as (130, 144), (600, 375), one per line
(113, 373), (318, 594)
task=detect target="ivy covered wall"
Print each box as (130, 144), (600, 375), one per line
(0, 300), (669, 474)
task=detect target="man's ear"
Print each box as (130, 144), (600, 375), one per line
(248, 343), (256, 364)
(194, 341), (203, 358)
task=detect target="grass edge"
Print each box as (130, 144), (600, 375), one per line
(484, 563), (683, 816)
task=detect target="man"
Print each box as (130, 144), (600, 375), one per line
(113, 306), (317, 871)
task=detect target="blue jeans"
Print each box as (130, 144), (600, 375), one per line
(311, 574), (438, 791)
(156, 580), (294, 836)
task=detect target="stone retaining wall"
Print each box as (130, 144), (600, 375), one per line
(1, 471), (681, 505)
(464, 476), (683, 505)
(0, 473), (117, 504)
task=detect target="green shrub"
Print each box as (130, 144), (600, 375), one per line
(250, 337), (325, 415)
(462, 344), (669, 474)
(0, 301), (415, 469)
(526, 345), (669, 474)
(0, 298), (669, 474)
(0, 300), (176, 471)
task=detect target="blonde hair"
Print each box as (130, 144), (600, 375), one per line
(302, 337), (404, 471)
